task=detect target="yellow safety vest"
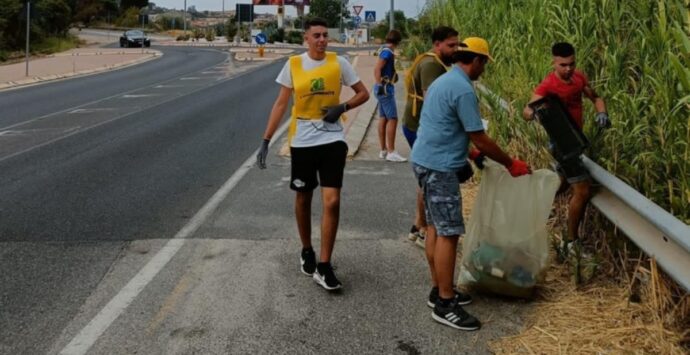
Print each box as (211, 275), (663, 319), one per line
(288, 52), (342, 142)
(405, 52), (449, 118)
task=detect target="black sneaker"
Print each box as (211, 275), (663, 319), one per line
(432, 299), (481, 331)
(313, 262), (342, 291)
(427, 287), (472, 308)
(300, 248), (316, 276)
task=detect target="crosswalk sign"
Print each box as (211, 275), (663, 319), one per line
(365, 11), (376, 23)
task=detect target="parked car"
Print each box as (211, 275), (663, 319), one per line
(120, 30), (151, 48)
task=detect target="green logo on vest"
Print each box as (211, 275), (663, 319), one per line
(310, 78), (325, 92)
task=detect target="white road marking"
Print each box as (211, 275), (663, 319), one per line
(179, 77), (202, 80)
(68, 108), (116, 114)
(153, 84), (183, 88)
(59, 120), (289, 355)
(121, 94), (161, 98)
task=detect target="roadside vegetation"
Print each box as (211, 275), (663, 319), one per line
(403, 0), (689, 352)
(0, 0), (148, 61)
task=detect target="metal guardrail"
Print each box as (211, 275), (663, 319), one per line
(475, 83), (690, 291)
(582, 157), (690, 291)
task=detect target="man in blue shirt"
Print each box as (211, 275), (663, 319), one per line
(411, 37), (531, 331)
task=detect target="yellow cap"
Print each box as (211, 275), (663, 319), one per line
(459, 37), (494, 61)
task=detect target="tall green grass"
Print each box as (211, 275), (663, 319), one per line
(414, 0), (690, 224)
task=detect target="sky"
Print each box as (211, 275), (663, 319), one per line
(153, 0), (428, 19)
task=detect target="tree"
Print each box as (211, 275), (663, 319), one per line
(72, 0), (113, 27)
(382, 10), (409, 37)
(0, 0), (24, 50)
(308, 0), (347, 28)
(37, 0), (71, 35)
(225, 17), (238, 41)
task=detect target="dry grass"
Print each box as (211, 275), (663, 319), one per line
(489, 259), (689, 354)
(459, 182), (689, 354)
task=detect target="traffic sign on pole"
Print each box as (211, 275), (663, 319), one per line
(352, 5), (363, 15)
(365, 11), (375, 23)
(255, 33), (267, 45)
(353, 15), (361, 27)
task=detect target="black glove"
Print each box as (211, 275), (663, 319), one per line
(256, 138), (269, 169)
(376, 84), (386, 96)
(321, 103), (347, 123)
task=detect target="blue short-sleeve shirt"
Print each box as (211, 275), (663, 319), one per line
(378, 47), (396, 81)
(410, 66), (485, 172)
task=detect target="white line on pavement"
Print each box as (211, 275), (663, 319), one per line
(121, 94), (161, 98)
(59, 120), (290, 355)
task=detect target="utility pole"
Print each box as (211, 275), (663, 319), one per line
(141, 8), (145, 53)
(183, 0), (187, 33)
(25, 0), (30, 76)
(389, 0), (394, 31)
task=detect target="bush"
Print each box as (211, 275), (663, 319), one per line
(286, 30), (303, 44)
(268, 28), (285, 43)
(205, 29), (215, 42)
(176, 34), (190, 41)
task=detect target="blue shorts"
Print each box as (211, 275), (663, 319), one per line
(374, 84), (397, 119)
(402, 125), (416, 148)
(412, 163), (465, 237)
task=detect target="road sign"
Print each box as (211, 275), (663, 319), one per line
(353, 15), (362, 27)
(236, 4), (254, 23)
(365, 11), (375, 23)
(352, 5), (363, 15)
(255, 33), (267, 45)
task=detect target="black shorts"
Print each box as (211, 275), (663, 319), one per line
(290, 141), (348, 191)
(549, 143), (590, 184)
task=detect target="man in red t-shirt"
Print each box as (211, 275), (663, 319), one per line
(523, 42), (610, 259)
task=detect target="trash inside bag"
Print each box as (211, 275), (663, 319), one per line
(459, 160), (560, 298)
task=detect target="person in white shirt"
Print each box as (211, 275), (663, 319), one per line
(256, 17), (369, 291)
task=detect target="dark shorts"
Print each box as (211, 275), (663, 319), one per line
(549, 143), (590, 184)
(402, 125), (416, 148)
(412, 163), (465, 237)
(290, 141), (348, 191)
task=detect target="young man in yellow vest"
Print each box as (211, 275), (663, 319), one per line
(256, 18), (369, 291)
(402, 27), (458, 246)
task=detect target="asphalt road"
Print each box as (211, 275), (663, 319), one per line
(0, 46), (286, 354)
(1, 44), (525, 355)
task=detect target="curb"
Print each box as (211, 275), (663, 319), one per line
(0, 50), (162, 91)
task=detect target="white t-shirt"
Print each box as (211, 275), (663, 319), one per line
(276, 53), (361, 147)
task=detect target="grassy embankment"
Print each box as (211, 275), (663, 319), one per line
(404, 0), (689, 352)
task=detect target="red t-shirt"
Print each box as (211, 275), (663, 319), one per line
(534, 70), (588, 128)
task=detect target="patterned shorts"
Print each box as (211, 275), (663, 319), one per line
(412, 163), (465, 237)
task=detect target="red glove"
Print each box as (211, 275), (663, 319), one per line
(468, 149), (481, 161)
(507, 158), (531, 177)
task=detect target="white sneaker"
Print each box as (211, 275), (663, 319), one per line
(385, 151), (407, 162)
(378, 150), (387, 159)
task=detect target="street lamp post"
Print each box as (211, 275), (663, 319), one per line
(25, 0), (30, 76)
(389, 0), (394, 31)
(183, 0), (187, 33)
